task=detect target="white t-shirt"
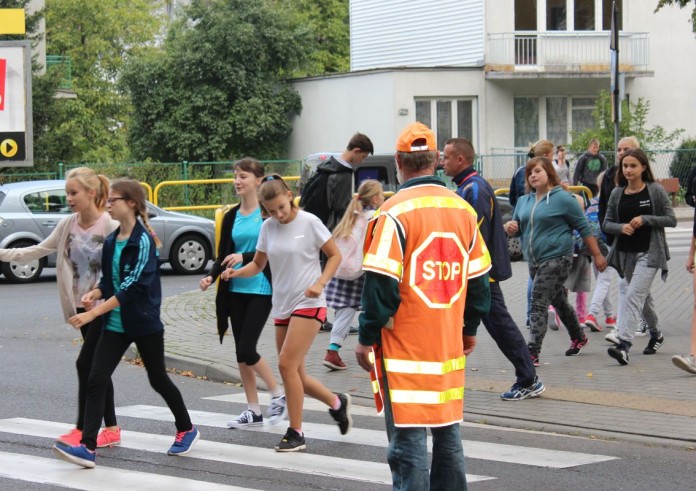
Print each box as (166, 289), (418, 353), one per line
(256, 210), (332, 318)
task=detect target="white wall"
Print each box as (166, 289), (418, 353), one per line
(350, 0), (485, 70)
(625, 3), (696, 141)
(288, 69), (485, 159)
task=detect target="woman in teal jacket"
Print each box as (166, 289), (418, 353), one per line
(504, 157), (607, 364)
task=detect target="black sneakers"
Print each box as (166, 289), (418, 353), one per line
(565, 335), (589, 356)
(608, 346), (630, 365)
(328, 393), (352, 435)
(643, 335), (664, 355)
(275, 427), (306, 452)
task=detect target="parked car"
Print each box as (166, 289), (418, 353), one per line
(299, 153), (523, 261)
(0, 180), (216, 283)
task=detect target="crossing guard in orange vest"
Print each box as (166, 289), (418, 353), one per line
(355, 122), (491, 490)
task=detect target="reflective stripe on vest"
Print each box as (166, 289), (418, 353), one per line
(387, 195), (476, 218)
(384, 356), (466, 375)
(389, 387), (464, 405)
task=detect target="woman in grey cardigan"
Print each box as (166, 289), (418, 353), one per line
(603, 149), (676, 365)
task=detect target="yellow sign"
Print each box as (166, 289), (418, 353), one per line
(0, 9), (25, 35)
(1, 138), (18, 158)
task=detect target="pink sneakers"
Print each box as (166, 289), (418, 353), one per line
(57, 428), (82, 446)
(97, 427), (121, 448)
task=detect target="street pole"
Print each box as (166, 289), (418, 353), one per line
(610, 1), (621, 158)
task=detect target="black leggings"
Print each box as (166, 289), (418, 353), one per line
(228, 293), (272, 365)
(81, 329), (192, 450)
(75, 310), (117, 429)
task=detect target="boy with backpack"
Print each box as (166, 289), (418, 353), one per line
(299, 132), (374, 231)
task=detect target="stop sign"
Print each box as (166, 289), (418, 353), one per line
(409, 232), (469, 308)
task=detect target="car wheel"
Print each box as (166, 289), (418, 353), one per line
(169, 234), (210, 275)
(0, 240), (46, 283)
(507, 236), (523, 262)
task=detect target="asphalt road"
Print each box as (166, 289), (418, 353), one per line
(1, 259), (694, 489)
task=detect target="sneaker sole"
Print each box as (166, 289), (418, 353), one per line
(52, 445), (95, 469)
(96, 440), (121, 448)
(672, 357), (696, 374)
(585, 320), (601, 332)
(322, 360), (347, 370)
(339, 394), (353, 435)
(608, 348), (629, 366)
(274, 443), (306, 452)
(227, 421), (264, 429)
(167, 430), (200, 456)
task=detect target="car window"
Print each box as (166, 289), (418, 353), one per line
(23, 189), (70, 214)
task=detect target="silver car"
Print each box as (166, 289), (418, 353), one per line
(0, 180), (216, 283)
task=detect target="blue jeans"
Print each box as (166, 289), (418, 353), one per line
(382, 361), (468, 491)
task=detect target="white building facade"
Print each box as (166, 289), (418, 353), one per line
(288, 0), (696, 181)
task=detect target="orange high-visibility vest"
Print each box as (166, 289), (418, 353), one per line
(363, 182), (491, 427)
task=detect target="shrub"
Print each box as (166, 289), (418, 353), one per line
(668, 138), (696, 189)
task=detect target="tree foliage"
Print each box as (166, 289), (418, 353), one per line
(289, 0), (349, 75)
(655, 0), (696, 32)
(41, 0), (164, 164)
(669, 137), (696, 187)
(569, 90), (684, 164)
(122, 0), (313, 162)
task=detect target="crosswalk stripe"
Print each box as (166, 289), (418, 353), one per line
(116, 405), (618, 469)
(204, 393), (379, 417)
(0, 450), (257, 490)
(0, 417), (494, 485)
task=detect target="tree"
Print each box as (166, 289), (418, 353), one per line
(122, 0), (312, 162)
(289, 0), (349, 75)
(655, 0), (696, 32)
(569, 90), (684, 164)
(41, 0), (164, 164)
(668, 137), (696, 188)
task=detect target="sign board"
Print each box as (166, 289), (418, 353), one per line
(409, 232), (468, 308)
(0, 41), (33, 167)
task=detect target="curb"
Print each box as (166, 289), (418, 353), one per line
(139, 347), (696, 449)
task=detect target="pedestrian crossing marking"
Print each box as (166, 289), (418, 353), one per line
(0, 417), (494, 485)
(116, 405), (618, 469)
(0, 450), (258, 490)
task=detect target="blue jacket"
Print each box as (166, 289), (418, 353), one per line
(98, 220), (163, 337)
(509, 166), (527, 208)
(511, 186), (592, 266)
(452, 167), (512, 281)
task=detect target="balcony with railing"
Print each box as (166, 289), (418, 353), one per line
(486, 32), (651, 79)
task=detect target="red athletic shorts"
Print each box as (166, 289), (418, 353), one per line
(274, 307), (327, 327)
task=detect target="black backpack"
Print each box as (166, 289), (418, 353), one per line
(299, 165), (352, 227)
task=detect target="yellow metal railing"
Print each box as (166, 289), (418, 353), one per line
(493, 186), (593, 199)
(153, 177), (300, 211)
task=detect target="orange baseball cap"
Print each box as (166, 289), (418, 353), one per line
(396, 122), (437, 152)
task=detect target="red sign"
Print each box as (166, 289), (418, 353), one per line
(0, 58), (6, 111)
(410, 232), (468, 308)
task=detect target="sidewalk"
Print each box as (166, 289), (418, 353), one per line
(156, 206), (696, 448)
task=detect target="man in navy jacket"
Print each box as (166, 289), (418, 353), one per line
(442, 138), (545, 401)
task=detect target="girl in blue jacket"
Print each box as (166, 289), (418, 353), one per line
(504, 157), (607, 365)
(53, 178), (199, 468)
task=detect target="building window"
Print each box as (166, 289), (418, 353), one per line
(602, 0), (622, 30)
(547, 0), (567, 31)
(514, 96), (596, 148)
(546, 97), (568, 145)
(574, 0), (595, 30)
(414, 98), (476, 150)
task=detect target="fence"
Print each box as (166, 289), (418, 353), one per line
(2, 150), (695, 212)
(476, 149), (696, 191)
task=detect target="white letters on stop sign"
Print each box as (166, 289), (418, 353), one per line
(422, 260), (462, 281)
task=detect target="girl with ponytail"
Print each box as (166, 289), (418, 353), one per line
(55, 178), (199, 468)
(0, 167), (122, 449)
(323, 179), (384, 370)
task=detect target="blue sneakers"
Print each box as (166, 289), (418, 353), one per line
(500, 376), (546, 401)
(167, 426), (200, 456)
(52, 442), (96, 469)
